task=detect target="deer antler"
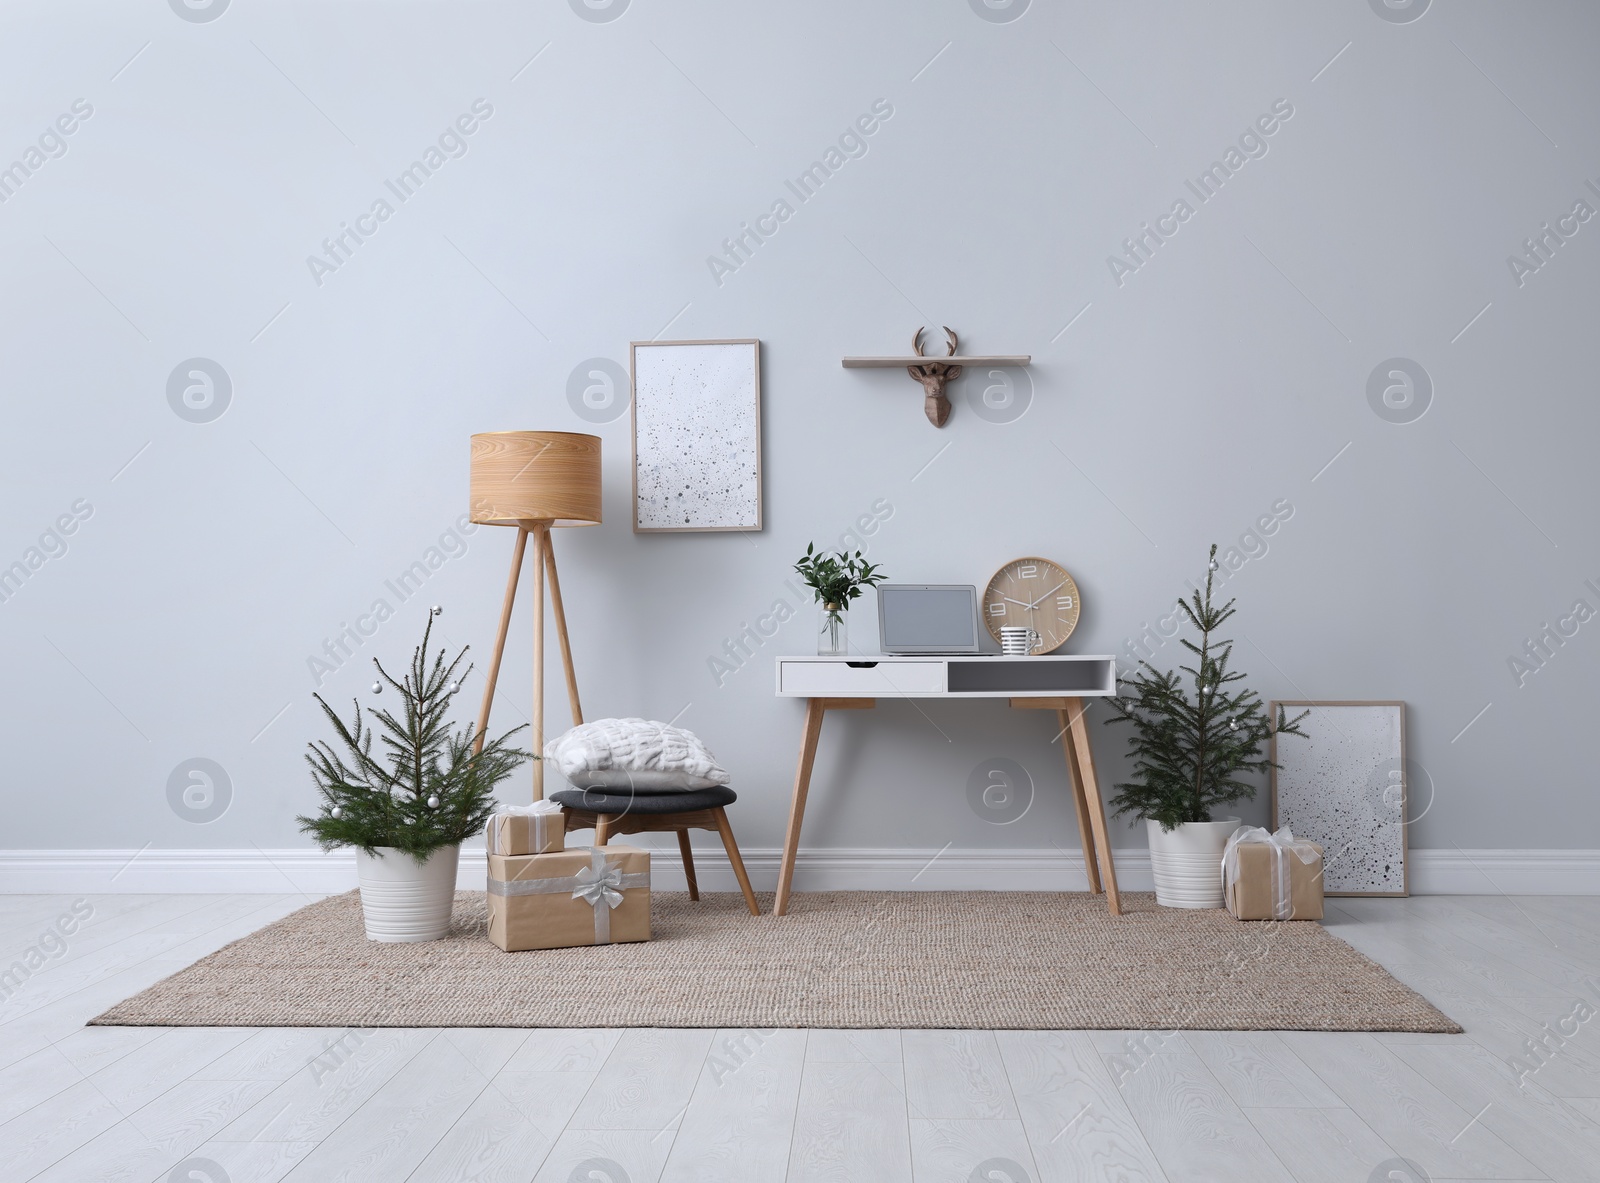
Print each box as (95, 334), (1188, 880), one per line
(943, 326), (958, 356)
(912, 327), (926, 357)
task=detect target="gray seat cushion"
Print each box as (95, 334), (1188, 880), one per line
(551, 785), (737, 815)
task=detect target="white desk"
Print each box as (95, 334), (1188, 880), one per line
(772, 654), (1122, 916)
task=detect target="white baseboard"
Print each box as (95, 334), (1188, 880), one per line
(1405, 849), (1600, 895)
(0, 847), (1596, 895)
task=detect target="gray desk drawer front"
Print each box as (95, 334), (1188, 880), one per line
(946, 658), (1114, 694)
(779, 660), (946, 696)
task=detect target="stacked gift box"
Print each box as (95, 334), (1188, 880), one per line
(484, 802), (651, 951)
(486, 799), (567, 858)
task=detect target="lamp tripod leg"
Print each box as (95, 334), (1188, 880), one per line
(474, 526), (527, 756)
(544, 536), (583, 727)
(531, 524), (547, 800)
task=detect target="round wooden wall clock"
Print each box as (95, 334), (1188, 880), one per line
(982, 557), (1081, 654)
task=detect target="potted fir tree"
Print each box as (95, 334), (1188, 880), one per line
(1105, 545), (1306, 908)
(298, 616), (530, 942)
(794, 543), (887, 656)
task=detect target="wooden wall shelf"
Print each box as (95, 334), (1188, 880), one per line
(841, 356), (1031, 368)
(842, 327), (1031, 427)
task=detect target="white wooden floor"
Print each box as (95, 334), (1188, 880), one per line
(0, 893), (1596, 1182)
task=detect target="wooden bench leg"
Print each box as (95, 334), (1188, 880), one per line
(677, 829), (700, 901)
(713, 807), (761, 916)
(594, 815), (610, 846)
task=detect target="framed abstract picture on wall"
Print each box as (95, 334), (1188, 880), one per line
(1269, 700), (1409, 897)
(630, 339), (762, 533)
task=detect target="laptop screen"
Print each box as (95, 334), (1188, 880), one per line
(877, 585), (979, 654)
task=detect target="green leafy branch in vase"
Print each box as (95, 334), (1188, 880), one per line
(296, 616), (531, 861)
(793, 543), (888, 649)
(1103, 543), (1307, 832)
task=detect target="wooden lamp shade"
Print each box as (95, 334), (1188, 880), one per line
(469, 430), (601, 800)
(470, 431), (601, 527)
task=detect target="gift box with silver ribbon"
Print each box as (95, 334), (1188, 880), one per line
(1222, 826), (1324, 921)
(486, 845), (651, 951)
(486, 800), (566, 857)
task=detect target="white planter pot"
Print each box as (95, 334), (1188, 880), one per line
(355, 845), (460, 942)
(1145, 818), (1241, 909)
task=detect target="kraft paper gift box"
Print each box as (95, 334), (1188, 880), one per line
(486, 801), (565, 857)
(1223, 827), (1324, 921)
(486, 845), (650, 952)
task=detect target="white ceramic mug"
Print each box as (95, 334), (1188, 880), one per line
(1000, 626), (1041, 655)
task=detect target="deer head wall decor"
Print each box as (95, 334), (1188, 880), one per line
(839, 330), (1029, 429)
(907, 326), (962, 427)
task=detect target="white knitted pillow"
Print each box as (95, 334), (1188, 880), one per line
(544, 718), (731, 791)
(568, 769), (721, 791)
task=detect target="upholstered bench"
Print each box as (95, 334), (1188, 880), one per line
(550, 785), (761, 916)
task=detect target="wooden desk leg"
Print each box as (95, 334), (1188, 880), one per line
(775, 697), (826, 917)
(1057, 709), (1102, 895)
(1065, 701), (1121, 915)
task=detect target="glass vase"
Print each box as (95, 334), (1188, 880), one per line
(818, 602), (847, 656)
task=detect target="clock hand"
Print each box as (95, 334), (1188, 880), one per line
(1001, 596), (1032, 609)
(1025, 580), (1067, 610)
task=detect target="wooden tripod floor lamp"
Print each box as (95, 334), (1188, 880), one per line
(469, 431), (602, 800)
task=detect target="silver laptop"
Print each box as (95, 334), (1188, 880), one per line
(876, 584), (980, 654)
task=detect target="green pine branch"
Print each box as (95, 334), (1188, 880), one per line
(296, 616), (532, 861)
(1103, 543), (1307, 831)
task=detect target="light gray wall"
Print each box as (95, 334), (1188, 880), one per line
(2, 0), (1597, 856)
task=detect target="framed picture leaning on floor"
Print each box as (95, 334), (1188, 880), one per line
(1270, 700), (1410, 897)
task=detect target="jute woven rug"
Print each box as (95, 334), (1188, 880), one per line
(91, 891), (1460, 1031)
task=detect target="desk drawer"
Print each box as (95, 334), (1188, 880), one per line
(779, 660), (946, 696)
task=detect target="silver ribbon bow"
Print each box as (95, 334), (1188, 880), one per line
(1222, 825), (1320, 920)
(573, 865), (625, 909)
(572, 847), (628, 943)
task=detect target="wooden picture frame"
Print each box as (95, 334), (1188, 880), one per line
(1270, 700), (1409, 897)
(630, 339), (762, 533)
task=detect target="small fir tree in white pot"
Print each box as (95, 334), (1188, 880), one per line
(298, 616), (530, 941)
(1104, 545), (1306, 908)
